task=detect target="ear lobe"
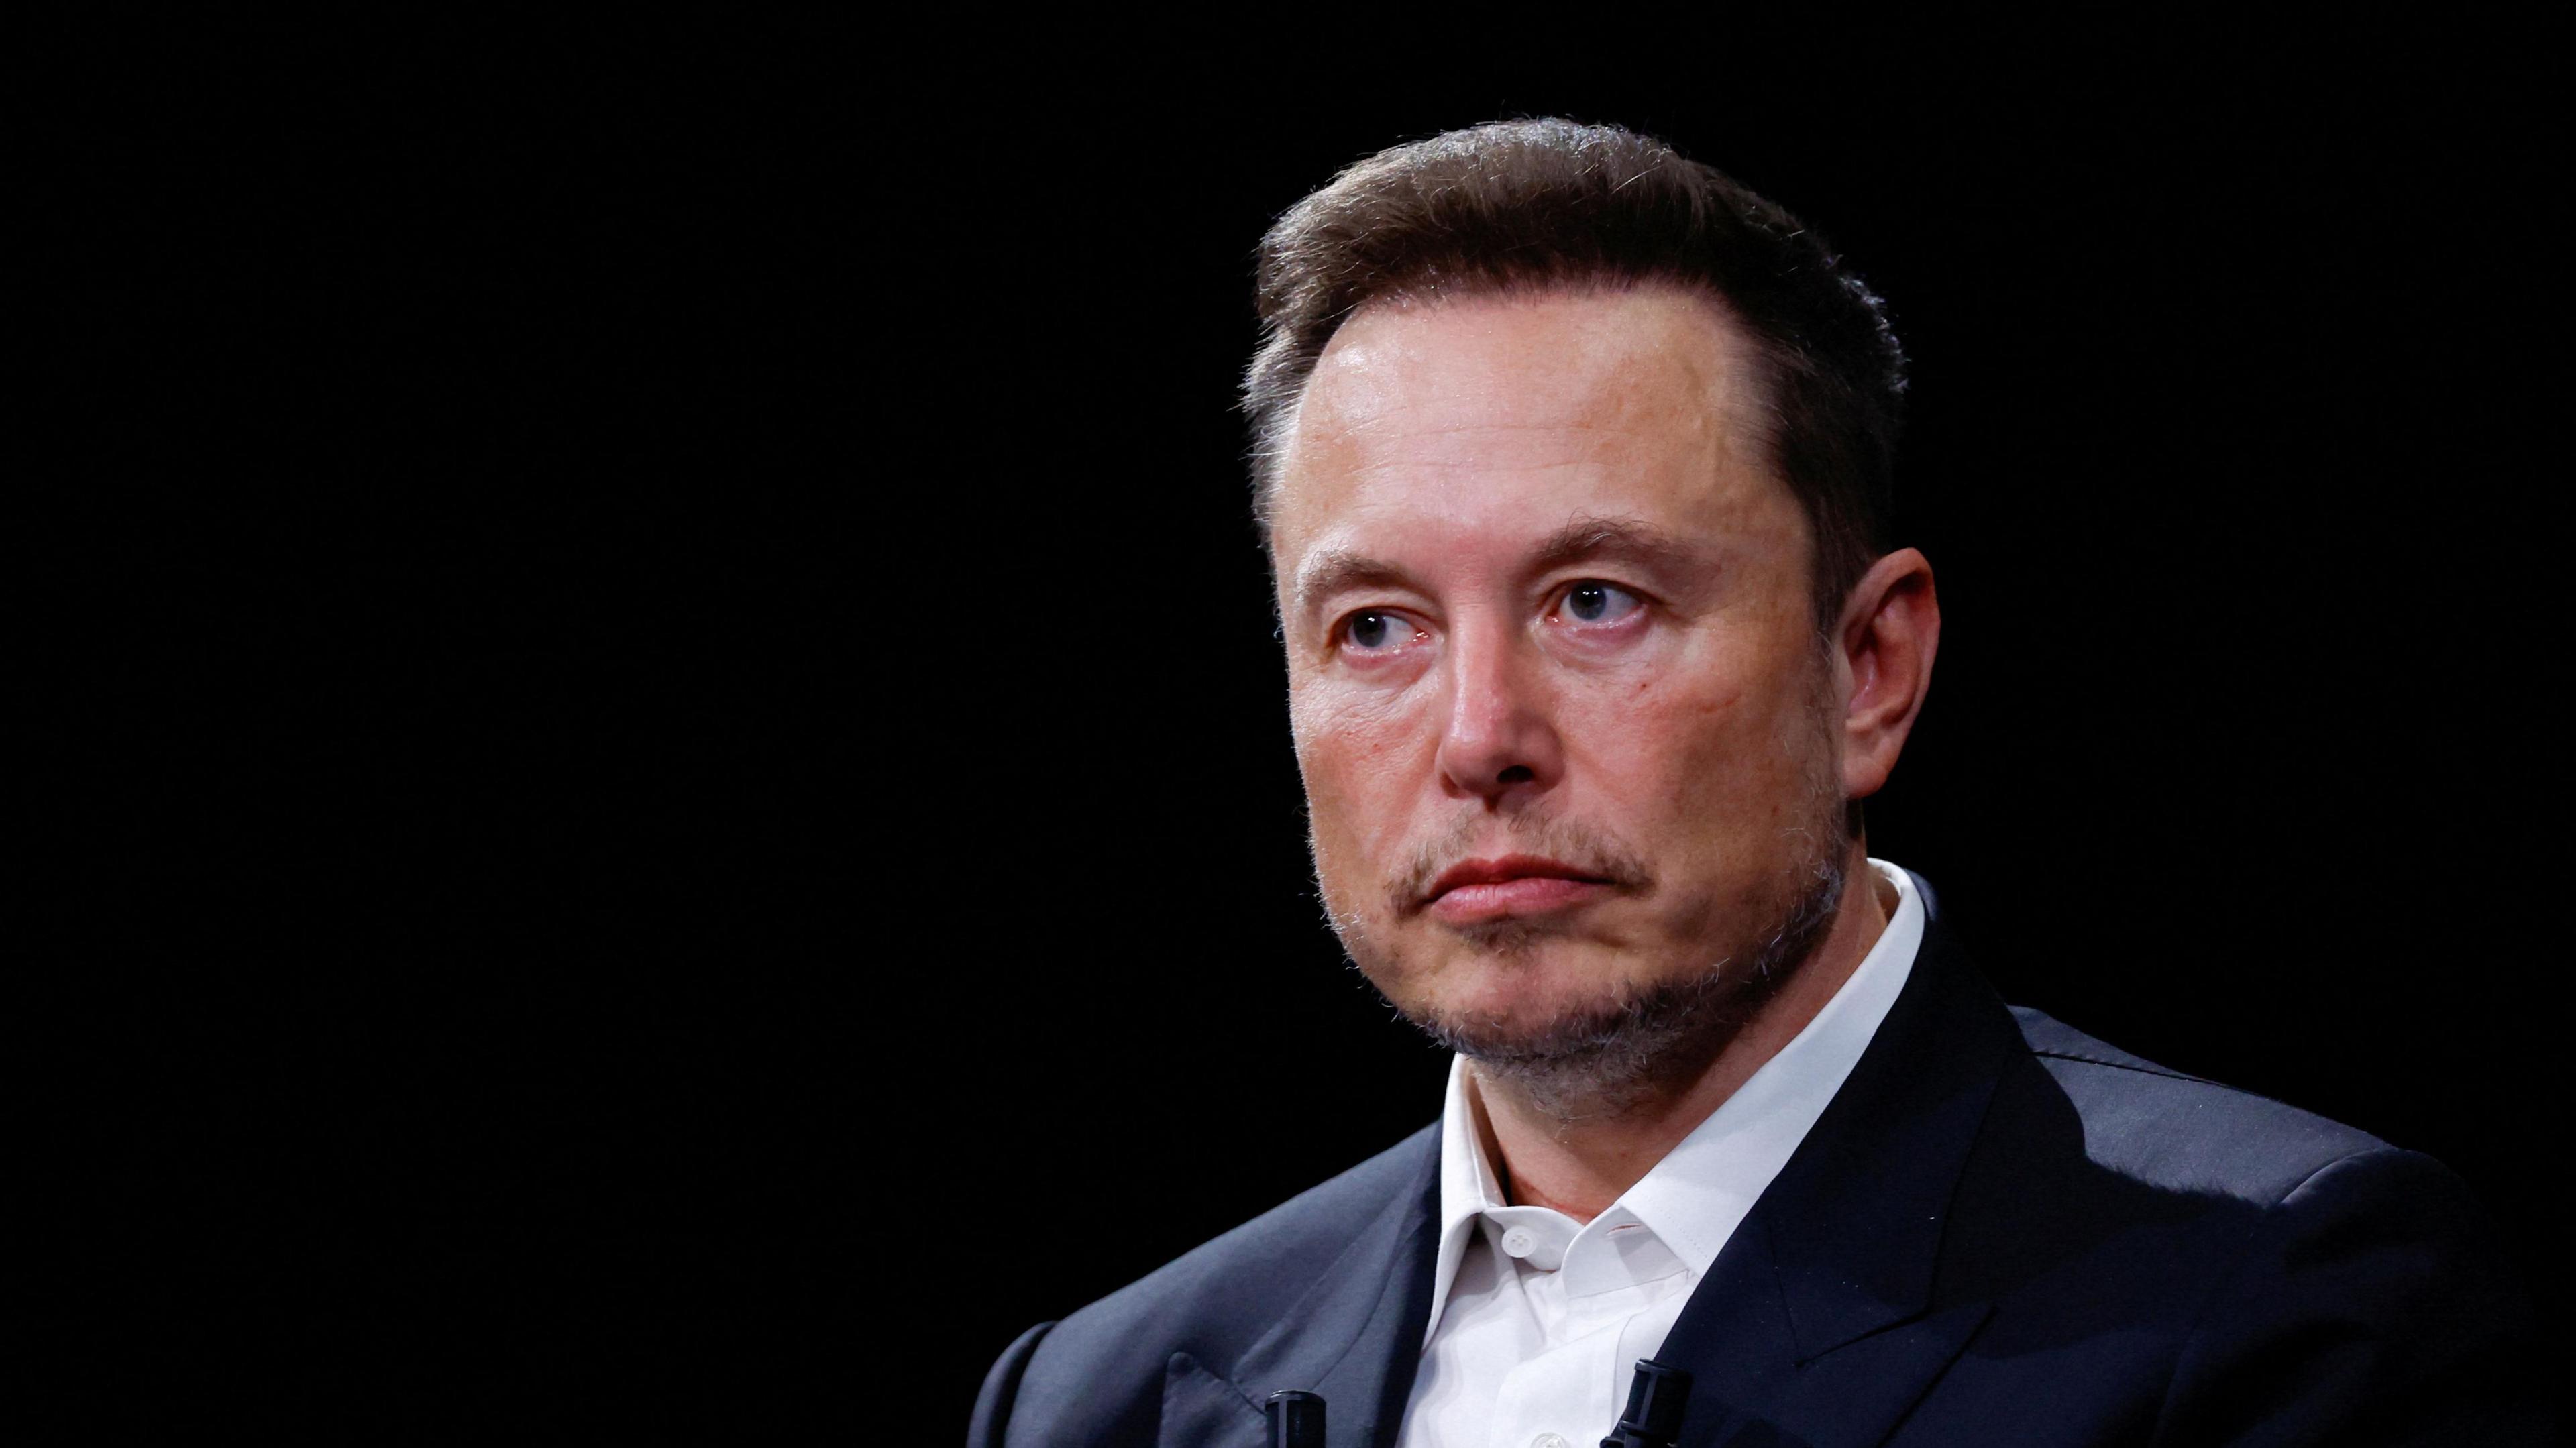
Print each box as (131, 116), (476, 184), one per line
(1837, 549), (1940, 801)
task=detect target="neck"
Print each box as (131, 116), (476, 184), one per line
(1470, 850), (1895, 1223)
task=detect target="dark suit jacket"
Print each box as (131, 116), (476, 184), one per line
(973, 885), (2543, 1446)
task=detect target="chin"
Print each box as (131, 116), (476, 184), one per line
(1417, 934), (1658, 1033)
(1412, 940), (1788, 1119)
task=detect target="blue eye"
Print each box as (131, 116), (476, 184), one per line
(1343, 610), (1411, 651)
(1559, 581), (1642, 624)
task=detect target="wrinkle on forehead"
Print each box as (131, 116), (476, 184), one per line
(1323, 286), (1748, 423)
(1274, 284), (1778, 543)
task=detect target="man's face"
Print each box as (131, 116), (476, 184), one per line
(1271, 286), (1848, 1058)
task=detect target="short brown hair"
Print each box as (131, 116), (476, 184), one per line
(1246, 119), (1907, 627)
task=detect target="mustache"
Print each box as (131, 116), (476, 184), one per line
(1387, 814), (1654, 915)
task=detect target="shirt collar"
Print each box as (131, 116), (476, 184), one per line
(1419, 858), (1926, 1344)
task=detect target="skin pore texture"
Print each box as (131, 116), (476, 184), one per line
(1271, 284), (1939, 1223)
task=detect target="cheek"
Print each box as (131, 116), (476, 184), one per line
(1566, 655), (1813, 834)
(1566, 665), (1747, 799)
(1290, 682), (1435, 858)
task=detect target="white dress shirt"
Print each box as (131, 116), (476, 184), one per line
(1395, 859), (1926, 1448)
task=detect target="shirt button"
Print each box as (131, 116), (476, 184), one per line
(1501, 1226), (1538, 1258)
(1534, 1435), (1570, 1448)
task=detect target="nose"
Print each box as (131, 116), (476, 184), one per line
(1434, 616), (1563, 804)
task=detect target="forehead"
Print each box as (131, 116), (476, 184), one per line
(1269, 284), (1789, 565)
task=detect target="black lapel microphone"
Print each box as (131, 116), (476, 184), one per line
(1267, 1389), (1326, 1448)
(1601, 1359), (1693, 1448)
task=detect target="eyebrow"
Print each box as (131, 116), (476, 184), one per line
(1527, 514), (1700, 577)
(1292, 514), (1706, 619)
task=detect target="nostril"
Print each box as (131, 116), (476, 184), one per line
(1497, 765), (1536, 784)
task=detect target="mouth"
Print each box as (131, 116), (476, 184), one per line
(1421, 855), (1617, 925)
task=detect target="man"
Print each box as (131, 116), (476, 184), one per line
(970, 120), (2538, 1447)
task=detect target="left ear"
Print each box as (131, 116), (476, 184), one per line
(1833, 547), (1940, 801)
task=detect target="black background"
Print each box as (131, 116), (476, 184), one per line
(41, 14), (2565, 1438)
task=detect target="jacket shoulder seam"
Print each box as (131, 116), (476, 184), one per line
(2027, 1047), (2206, 1084)
(2145, 1146), (2410, 1442)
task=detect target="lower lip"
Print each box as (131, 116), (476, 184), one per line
(1428, 877), (1611, 924)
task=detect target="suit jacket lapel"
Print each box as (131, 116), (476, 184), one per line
(1163, 1131), (1444, 1448)
(1662, 896), (2017, 1447)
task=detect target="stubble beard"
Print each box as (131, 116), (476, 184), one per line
(1320, 699), (1853, 1126)
(1426, 835), (1847, 1125)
